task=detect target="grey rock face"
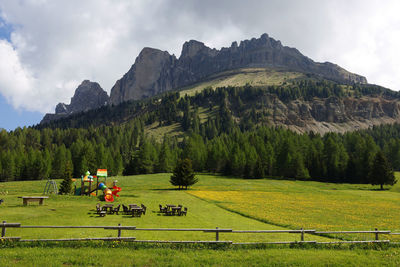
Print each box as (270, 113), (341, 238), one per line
(109, 33), (367, 105)
(109, 48), (176, 105)
(55, 103), (68, 114)
(41, 80), (109, 124)
(62, 80), (109, 114)
(261, 95), (400, 134)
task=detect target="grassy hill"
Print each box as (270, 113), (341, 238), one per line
(141, 68), (308, 140)
(177, 67), (309, 96)
(1, 174), (400, 266)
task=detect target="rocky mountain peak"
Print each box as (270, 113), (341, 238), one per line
(238, 33), (282, 50)
(74, 80), (96, 93)
(66, 80), (109, 114)
(40, 80), (109, 124)
(109, 33), (367, 105)
(108, 47), (177, 105)
(180, 40), (215, 58)
(230, 41), (238, 49)
(137, 47), (172, 62)
(55, 103), (68, 114)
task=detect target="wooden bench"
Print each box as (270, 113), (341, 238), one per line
(19, 196), (49, 206)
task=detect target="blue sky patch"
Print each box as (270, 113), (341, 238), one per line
(0, 94), (43, 131)
(0, 16), (13, 42)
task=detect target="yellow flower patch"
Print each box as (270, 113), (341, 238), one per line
(189, 190), (400, 235)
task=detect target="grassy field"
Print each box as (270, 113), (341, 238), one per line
(1, 173), (400, 266)
(1, 246), (400, 267)
(190, 176), (400, 238)
(0, 175), (329, 242)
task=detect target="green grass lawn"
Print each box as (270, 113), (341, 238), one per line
(1, 246), (400, 267)
(0, 175), (329, 242)
(1, 173), (400, 266)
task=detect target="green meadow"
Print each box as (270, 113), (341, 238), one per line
(177, 67), (307, 97)
(1, 173), (400, 266)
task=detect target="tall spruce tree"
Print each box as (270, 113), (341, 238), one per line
(59, 161), (73, 195)
(137, 140), (155, 174)
(369, 151), (396, 190)
(170, 158), (197, 190)
(51, 145), (67, 179)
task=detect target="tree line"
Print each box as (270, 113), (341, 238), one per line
(0, 121), (398, 187)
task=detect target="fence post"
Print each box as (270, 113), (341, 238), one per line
(301, 228), (304, 241)
(1, 221), (5, 237)
(375, 228), (379, 241)
(216, 227), (219, 241)
(118, 224), (121, 237)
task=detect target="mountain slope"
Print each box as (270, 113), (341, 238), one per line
(38, 78), (400, 135)
(109, 33), (367, 105)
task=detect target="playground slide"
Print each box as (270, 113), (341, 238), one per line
(98, 183), (121, 202)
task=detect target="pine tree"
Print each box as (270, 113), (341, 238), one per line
(253, 158), (265, 178)
(42, 149), (52, 180)
(84, 142), (97, 174)
(3, 151), (16, 181)
(95, 143), (107, 169)
(59, 161), (73, 194)
(369, 151), (397, 190)
(277, 139), (295, 178)
(170, 158), (198, 190)
(157, 137), (173, 172)
(137, 140), (155, 174)
(113, 153), (123, 176)
(51, 145), (67, 179)
(290, 152), (310, 179)
(182, 134), (207, 171)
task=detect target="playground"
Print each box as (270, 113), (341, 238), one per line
(72, 169), (121, 202)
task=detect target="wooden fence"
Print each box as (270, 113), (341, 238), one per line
(1, 221), (398, 245)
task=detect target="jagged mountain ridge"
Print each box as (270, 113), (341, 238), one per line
(40, 33), (379, 134)
(41, 80), (109, 124)
(109, 33), (367, 105)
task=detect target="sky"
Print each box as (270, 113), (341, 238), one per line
(0, 0), (400, 131)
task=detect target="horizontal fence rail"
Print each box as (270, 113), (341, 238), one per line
(0, 221), (398, 245)
(19, 237), (137, 242)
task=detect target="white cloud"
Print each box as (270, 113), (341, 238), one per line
(0, 40), (36, 109)
(310, 0), (400, 90)
(0, 0), (399, 114)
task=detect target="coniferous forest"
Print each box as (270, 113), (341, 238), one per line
(1, 82), (399, 187)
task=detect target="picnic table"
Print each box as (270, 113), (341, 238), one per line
(102, 204), (114, 214)
(19, 196), (49, 206)
(171, 206), (182, 214)
(166, 204), (175, 211)
(128, 204), (139, 209)
(129, 204), (143, 217)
